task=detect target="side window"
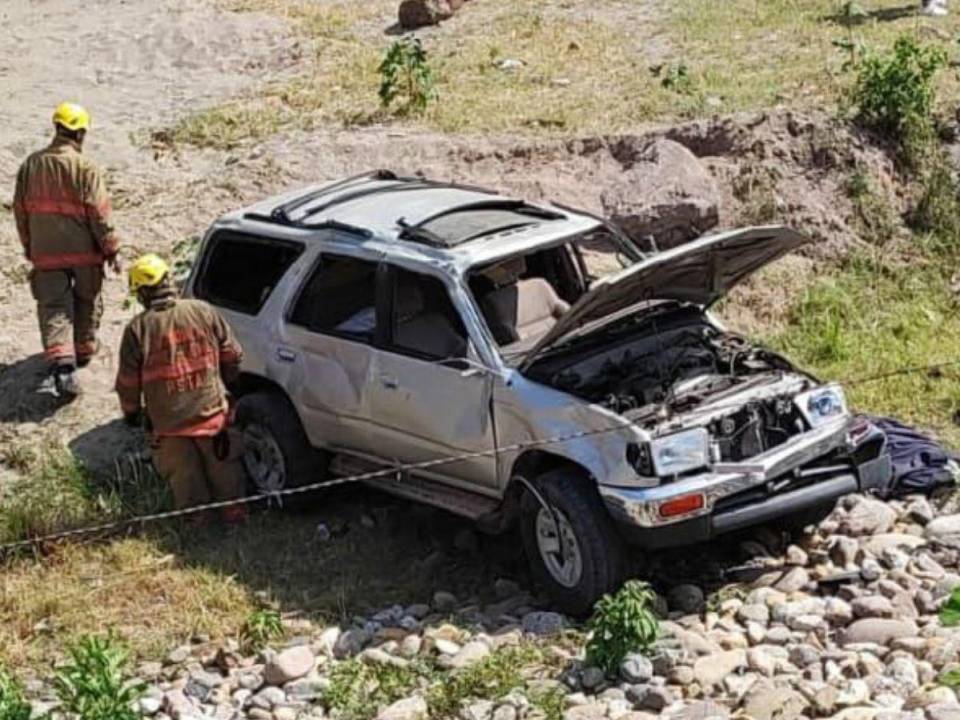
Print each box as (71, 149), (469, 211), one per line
(289, 254), (379, 342)
(387, 267), (469, 361)
(195, 232), (303, 315)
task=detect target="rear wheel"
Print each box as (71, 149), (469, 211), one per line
(520, 468), (628, 616)
(234, 392), (325, 500)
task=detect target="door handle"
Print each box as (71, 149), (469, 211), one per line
(276, 347), (297, 363)
(380, 375), (399, 389)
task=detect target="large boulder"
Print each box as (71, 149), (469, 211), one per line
(599, 138), (719, 250)
(836, 497), (897, 537)
(398, 0), (459, 29)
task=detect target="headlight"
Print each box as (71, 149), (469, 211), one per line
(797, 385), (847, 428)
(649, 428), (710, 477)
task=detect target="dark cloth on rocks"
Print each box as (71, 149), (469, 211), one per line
(867, 416), (958, 498)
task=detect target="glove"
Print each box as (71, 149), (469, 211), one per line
(123, 409), (143, 428)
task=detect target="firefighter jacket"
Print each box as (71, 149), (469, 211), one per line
(13, 137), (119, 270)
(115, 289), (243, 437)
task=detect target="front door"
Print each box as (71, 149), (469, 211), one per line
(367, 264), (499, 491)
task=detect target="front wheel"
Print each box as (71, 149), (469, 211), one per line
(520, 468), (628, 616)
(234, 392), (325, 500)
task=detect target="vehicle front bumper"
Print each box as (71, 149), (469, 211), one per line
(598, 416), (890, 549)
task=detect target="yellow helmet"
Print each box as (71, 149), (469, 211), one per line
(52, 102), (90, 132)
(129, 254), (170, 292)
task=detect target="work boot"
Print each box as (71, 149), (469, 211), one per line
(76, 340), (100, 368)
(53, 365), (81, 398)
(922, 0), (948, 16)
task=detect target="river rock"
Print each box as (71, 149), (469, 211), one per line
(742, 684), (807, 720)
(838, 498), (897, 536)
(693, 650), (746, 688)
(925, 515), (960, 543)
(377, 695), (428, 720)
(840, 619), (919, 646)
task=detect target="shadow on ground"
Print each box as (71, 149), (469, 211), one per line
(154, 486), (537, 621)
(824, 4), (917, 26)
(0, 354), (72, 424)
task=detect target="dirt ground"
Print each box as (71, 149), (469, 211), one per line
(0, 2), (909, 500)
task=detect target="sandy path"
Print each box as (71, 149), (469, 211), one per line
(0, 0), (297, 480)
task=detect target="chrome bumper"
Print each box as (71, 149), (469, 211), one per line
(599, 416), (888, 531)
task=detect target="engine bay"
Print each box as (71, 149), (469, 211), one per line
(528, 307), (817, 462)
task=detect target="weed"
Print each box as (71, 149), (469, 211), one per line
(585, 580), (659, 676)
(378, 37), (436, 115)
(0, 445), (112, 544)
(53, 634), (146, 720)
(239, 608), (283, 654)
(847, 35), (946, 167)
(912, 158), (960, 253)
(0, 667), (32, 720)
(322, 657), (423, 720)
(171, 235), (202, 289)
(427, 645), (542, 717)
(733, 165), (780, 225)
(652, 62), (695, 94)
(941, 667), (960, 689)
(939, 586), (960, 626)
(846, 168), (899, 246)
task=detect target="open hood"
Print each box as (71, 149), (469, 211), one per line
(518, 225), (809, 370)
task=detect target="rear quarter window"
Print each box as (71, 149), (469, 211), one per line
(194, 231), (304, 315)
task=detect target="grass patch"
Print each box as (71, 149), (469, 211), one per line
(771, 253), (960, 448)
(0, 538), (253, 670)
(168, 0), (960, 148)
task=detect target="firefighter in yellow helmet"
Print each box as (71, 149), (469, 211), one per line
(13, 103), (122, 397)
(115, 255), (248, 524)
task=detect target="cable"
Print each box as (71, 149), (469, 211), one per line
(4, 356), (960, 556)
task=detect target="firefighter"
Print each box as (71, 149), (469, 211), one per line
(115, 254), (247, 524)
(13, 102), (121, 397)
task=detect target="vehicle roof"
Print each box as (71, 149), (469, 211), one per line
(217, 171), (604, 271)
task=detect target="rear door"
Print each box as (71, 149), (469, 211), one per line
(366, 263), (499, 491)
(279, 251), (383, 452)
(191, 230), (305, 372)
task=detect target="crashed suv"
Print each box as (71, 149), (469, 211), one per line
(185, 171), (890, 614)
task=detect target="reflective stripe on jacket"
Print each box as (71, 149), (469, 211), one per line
(115, 293), (243, 437)
(13, 137), (119, 270)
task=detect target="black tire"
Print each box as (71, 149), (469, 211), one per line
(234, 391), (325, 500)
(520, 468), (628, 616)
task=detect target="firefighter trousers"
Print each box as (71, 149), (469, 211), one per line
(30, 266), (103, 367)
(152, 434), (247, 515)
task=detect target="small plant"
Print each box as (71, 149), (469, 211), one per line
(53, 634), (145, 720)
(171, 235), (201, 289)
(323, 658), (422, 720)
(651, 62), (694, 94)
(847, 35), (946, 167)
(912, 158), (960, 253)
(428, 646), (540, 717)
(0, 667), (32, 720)
(239, 608), (283, 653)
(939, 586), (960, 626)
(378, 37), (436, 115)
(585, 580), (660, 676)
(940, 667), (960, 689)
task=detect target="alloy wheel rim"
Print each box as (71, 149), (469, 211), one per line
(535, 507), (583, 588)
(242, 422), (286, 493)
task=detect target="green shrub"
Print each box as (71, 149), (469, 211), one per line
(53, 634), (145, 720)
(913, 158), (960, 253)
(427, 646), (540, 717)
(847, 35), (946, 167)
(378, 37), (436, 115)
(239, 608), (283, 654)
(0, 667), (32, 720)
(940, 586), (960, 627)
(322, 658), (422, 720)
(585, 581), (660, 675)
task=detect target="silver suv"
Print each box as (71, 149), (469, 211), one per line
(186, 171), (890, 614)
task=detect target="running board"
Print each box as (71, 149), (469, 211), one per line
(328, 453), (500, 520)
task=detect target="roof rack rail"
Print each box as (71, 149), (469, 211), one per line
(272, 169), (398, 223)
(243, 213), (374, 239)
